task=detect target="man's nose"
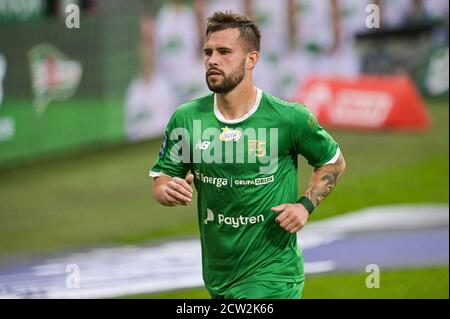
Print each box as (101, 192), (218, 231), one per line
(208, 51), (219, 66)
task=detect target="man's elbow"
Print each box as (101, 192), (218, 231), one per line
(338, 153), (346, 177)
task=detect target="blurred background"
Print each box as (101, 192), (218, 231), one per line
(0, 0), (448, 299)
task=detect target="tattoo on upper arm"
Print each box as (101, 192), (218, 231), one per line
(305, 155), (345, 207)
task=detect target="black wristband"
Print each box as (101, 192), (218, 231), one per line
(296, 196), (315, 215)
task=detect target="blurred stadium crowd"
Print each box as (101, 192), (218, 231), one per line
(0, 0), (448, 162)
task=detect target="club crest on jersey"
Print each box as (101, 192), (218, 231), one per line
(248, 140), (267, 157)
(219, 127), (241, 142)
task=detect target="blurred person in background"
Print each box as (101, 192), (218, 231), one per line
(274, 0), (338, 100)
(247, 0), (288, 96)
(150, 11), (346, 299)
(155, 0), (210, 104)
(275, 0), (369, 100)
(321, 0), (368, 75)
(124, 3), (177, 142)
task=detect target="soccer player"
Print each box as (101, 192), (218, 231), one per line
(150, 11), (346, 299)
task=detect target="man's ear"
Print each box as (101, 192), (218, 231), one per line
(246, 51), (259, 70)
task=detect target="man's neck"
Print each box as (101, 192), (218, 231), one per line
(215, 81), (257, 121)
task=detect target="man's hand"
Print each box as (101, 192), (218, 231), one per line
(271, 203), (309, 233)
(153, 174), (194, 206)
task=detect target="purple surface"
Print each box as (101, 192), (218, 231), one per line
(302, 227), (449, 271)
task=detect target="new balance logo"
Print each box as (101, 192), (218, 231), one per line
(195, 140), (211, 150)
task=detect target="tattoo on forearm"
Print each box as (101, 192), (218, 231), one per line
(304, 155), (345, 207)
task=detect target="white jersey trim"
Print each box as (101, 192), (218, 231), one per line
(323, 147), (341, 165)
(149, 170), (171, 178)
(213, 87), (262, 124)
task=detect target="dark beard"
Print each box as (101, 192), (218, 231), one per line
(206, 60), (245, 93)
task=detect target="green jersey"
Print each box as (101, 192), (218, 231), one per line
(150, 88), (339, 296)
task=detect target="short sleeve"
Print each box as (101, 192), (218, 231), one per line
(149, 112), (190, 178)
(292, 104), (339, 168)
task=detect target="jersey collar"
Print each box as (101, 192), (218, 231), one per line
(213, 87), (262, 124)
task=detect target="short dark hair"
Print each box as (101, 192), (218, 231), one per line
(206, 11), (261, 52)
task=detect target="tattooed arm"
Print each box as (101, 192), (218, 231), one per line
(272, 152), (346, 233)
(304, 152), (346, 207)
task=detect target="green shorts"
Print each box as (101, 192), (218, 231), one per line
(211, 280), (305, 299)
